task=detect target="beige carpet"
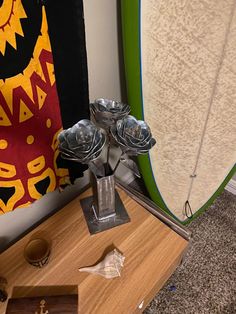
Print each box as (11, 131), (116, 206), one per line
(143, 189), (236, 313)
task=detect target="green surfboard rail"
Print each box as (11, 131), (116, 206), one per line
(121, 0), (236, 224)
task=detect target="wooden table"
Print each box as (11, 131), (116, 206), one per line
(0, 187), (188, 313)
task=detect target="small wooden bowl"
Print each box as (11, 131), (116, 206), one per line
(24, 238), (50, 268)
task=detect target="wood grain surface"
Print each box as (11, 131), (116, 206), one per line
(0, 187), (188, 313)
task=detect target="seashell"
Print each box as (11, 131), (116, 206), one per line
(79, 249), (125, 279)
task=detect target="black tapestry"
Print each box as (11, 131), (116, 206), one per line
(0, 0), (89, 214)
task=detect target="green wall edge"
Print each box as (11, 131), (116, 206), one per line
(121, 0), (172, 218)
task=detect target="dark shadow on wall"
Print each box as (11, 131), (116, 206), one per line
(0, 237), (10, 254)
(116, 0), (128, 102)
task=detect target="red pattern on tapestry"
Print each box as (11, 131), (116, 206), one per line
(0, 49), (66, 213)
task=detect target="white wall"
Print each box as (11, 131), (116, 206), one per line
(84, 0), (125, 102)
(0, 172), (90, 252)
(0, 0), (126, 252)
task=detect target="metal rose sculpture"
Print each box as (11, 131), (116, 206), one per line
(58, 100), (156, 176)
(90, 98), (130, 129)
(58, 99), (156, 234)
(110, 115), (156, 173)
(110, 115), (156, 155)
(58, 119), (106, 164)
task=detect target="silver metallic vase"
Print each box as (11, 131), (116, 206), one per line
(91, 166), (116, 220)
(80, 164), (130, 234)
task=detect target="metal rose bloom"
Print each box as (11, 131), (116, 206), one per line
(110, 115), (156, 156)
(90, 98), (130, 129)
(58, 119), (106, 164)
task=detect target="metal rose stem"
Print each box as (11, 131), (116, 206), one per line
(113, 152), (124, 174)
(106, 130), (111, 175)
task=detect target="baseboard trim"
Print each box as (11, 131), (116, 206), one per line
(225, 179), (236, 195)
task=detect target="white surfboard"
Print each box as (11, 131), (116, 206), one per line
(122, 0), (236, 223)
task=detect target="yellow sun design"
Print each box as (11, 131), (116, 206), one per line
(0, 0), (27, 55)
(0, 6), (56, 115)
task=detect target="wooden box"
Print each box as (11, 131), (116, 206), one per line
(6, 295), (78, 314)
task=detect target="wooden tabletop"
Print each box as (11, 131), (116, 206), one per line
(0, 187), (188, 313)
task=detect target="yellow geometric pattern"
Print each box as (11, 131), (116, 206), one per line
(27, 168), (56, 199)
(53, 129), (69, 178)
(27, 155), (46, 174)
(36, 85), (47, 109)
(0, 0), (27, 55)
(0, 161), (16, 178)
(0, 105), (11, 126)
(0, 139), (8, 149)
(0, 179), (24, 212)
(0, 7), (55, 114)
(19, 100), (33, 122)
(0, 3), (69, 214)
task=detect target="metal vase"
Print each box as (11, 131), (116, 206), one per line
(90, 167), (116, 220)
(80, 163), (130, 234)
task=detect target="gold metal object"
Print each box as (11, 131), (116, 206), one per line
(35, 299), (49, 314)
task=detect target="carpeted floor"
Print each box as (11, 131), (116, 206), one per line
(144, 191), (236, 314)
(130, 181), (236, 314)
